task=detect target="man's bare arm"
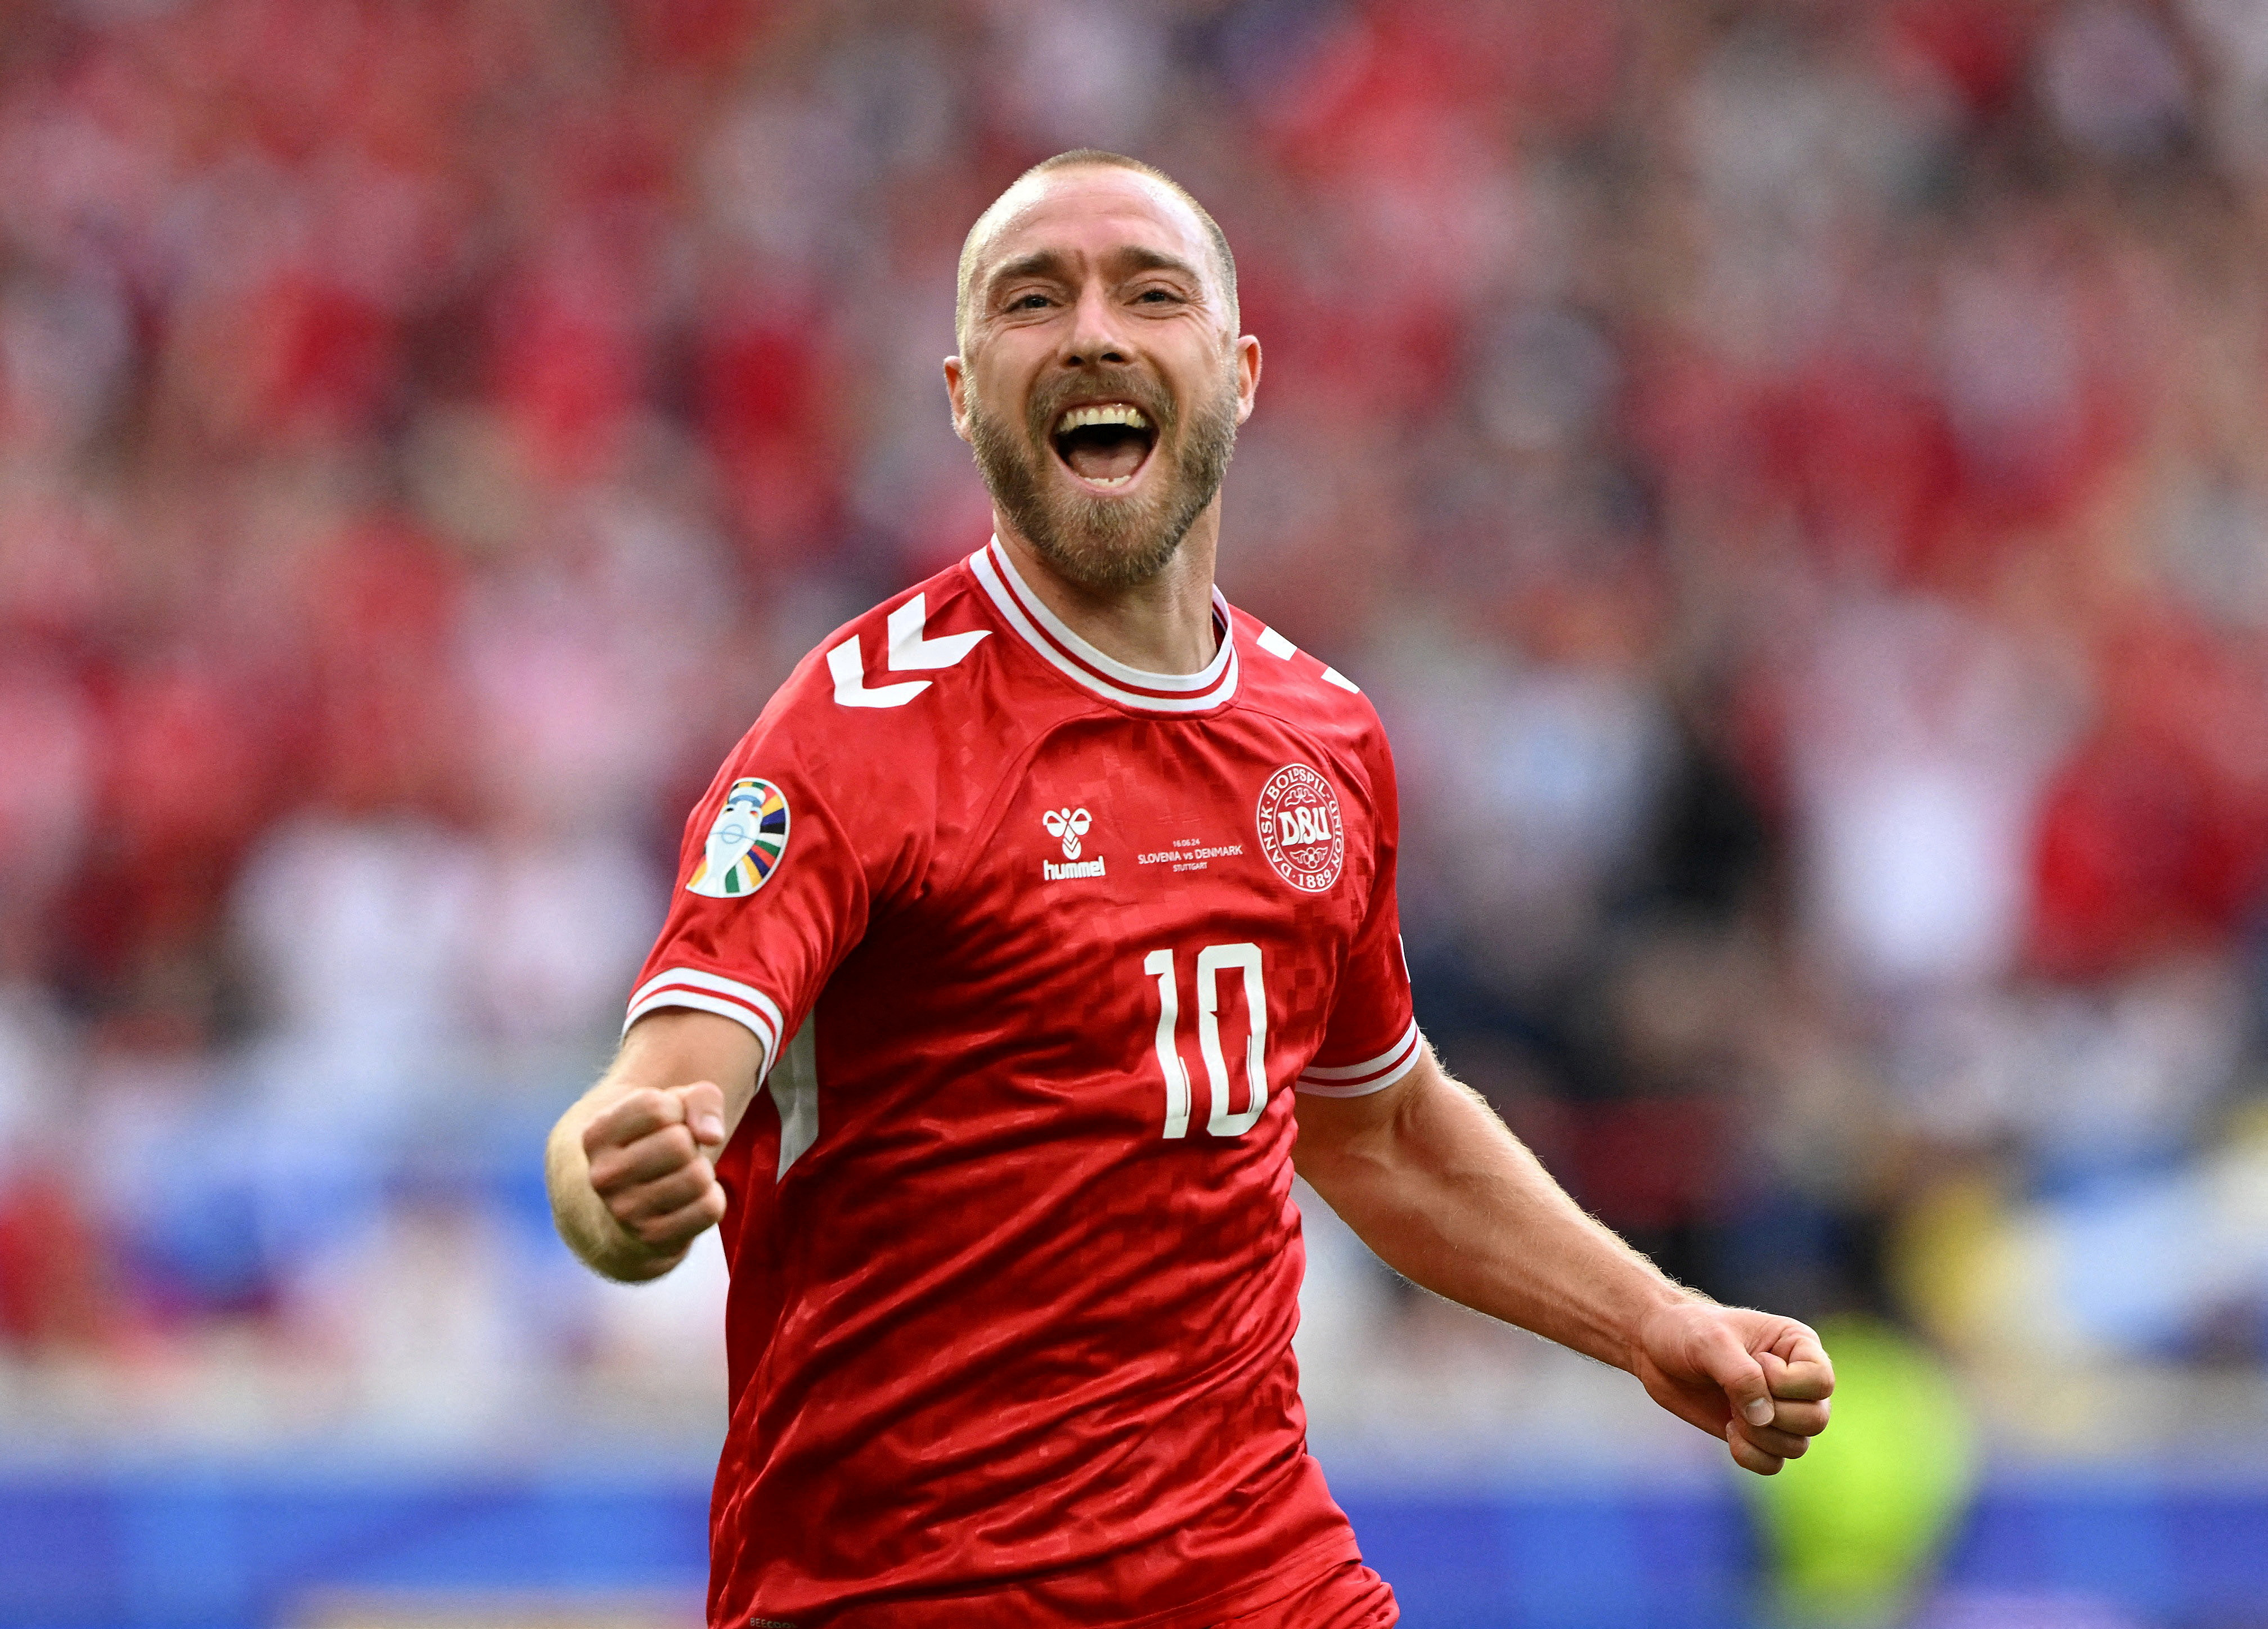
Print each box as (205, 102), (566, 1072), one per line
(1293, 1044), (1833, 1474)
(546, 1009), (765, 1283)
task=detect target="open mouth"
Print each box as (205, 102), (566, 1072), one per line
(1049, 402), (1158, 490)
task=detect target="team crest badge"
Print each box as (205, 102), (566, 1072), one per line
(1256, 763), (1345, 892)
(688, 778), (790, 898)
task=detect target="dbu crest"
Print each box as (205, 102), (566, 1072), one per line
(1255, 764), (1344, 892)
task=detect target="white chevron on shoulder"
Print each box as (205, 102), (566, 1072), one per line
(828, 593), (991, 708)
(886, 594), (989, 669)
(827, 638), (928, 707)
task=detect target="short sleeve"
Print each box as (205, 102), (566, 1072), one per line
(1296, 724), (1421, 1097)
(625, 686), (926, 1074)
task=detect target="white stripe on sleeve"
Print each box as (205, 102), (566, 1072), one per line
(625, 966), (784, 1076)
(1296, 1019), (1423, 1098)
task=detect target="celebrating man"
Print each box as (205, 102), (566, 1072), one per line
(546, 151), (1833, 1629)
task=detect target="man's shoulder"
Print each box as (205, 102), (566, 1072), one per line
(720, 554), (1077, 832)
(765, 556), (1005, 724)
(1227, 605), (1386, 746)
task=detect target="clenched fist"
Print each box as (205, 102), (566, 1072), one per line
(1630, 1300), (1835, 1475)
(547, 1010), (764, 1283)
(581, 1081), (730, 1268)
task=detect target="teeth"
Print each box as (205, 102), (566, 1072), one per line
(1054, 403), (1150, 433)
(1086, 474), (1131, 487)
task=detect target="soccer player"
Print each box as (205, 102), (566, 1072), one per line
(546, 151), (1833, 1629)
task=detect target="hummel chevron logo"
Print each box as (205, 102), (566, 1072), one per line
(827, 594), (990, 708)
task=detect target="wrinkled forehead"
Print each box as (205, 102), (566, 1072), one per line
(960, 167), (1225, 323)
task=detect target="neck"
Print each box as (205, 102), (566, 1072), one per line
(994, 504), (1223, 675)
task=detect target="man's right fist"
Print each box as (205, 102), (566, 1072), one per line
(581, 1081), (730, 1262)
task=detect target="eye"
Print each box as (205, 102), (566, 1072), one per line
(1134, 287), (1182, 304)
(1008, 292), (1052, 311)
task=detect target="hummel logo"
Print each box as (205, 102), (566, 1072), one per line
(1042, 807), (1092, 859)
(1041, 807), (1105, 880)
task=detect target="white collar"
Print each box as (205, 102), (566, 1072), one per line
(969, 538), (1239, 716)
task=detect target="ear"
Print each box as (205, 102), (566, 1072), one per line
(1231, 332), (1262, 427)
(944, 354), (973, 444)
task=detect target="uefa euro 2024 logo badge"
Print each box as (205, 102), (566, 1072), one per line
(688, 777), (790, 898)
(1256, 764), (1344, 892)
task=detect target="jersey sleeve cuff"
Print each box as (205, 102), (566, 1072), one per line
(626, 966), (784, 1077)
(1296, 1019), (1422, 1097)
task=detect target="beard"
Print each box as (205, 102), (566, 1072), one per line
(967, 362), (1239, 593)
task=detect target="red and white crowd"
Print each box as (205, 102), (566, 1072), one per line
(2, 0), (2266, 1453)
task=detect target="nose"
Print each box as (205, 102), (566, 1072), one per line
(1059, 281), (1134, 369)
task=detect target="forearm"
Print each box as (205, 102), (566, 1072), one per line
(1295, 1058), (1694, 1373)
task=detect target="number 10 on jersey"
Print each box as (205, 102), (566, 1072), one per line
(1143, 944), (1268, 1139)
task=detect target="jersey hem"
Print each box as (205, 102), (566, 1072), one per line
(1106, 1527), (1368, 1629)
(726, 1524), (1368, 1629)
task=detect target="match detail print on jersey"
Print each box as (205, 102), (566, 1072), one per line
(827, 592), (990, 708)
(1255, 763), (1346, 892)
(687, 778), (790, 898)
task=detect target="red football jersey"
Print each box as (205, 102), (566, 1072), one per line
(629, 539), (1420, 1629)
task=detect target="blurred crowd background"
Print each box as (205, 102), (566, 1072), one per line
(4, 0), (2268, 1506)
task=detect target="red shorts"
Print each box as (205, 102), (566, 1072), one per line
(1211, 1560), (1398, 1628)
